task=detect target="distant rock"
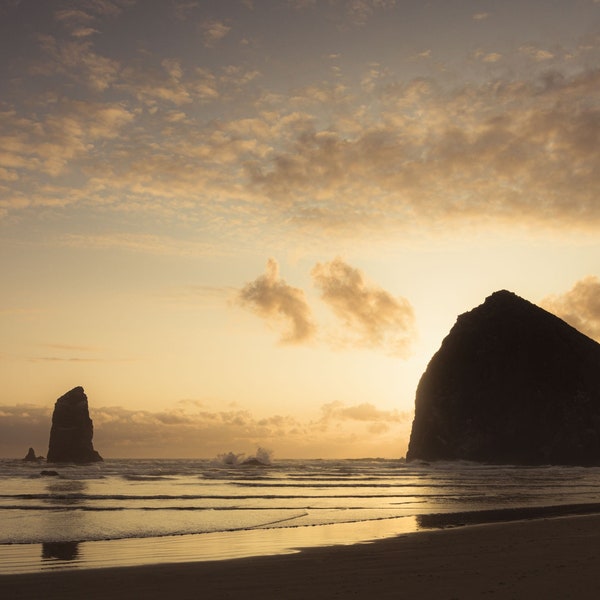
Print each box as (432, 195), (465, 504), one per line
(23, 447), (41, 461)
(46, 386), (103, 463)
(407, 290), (600, 465)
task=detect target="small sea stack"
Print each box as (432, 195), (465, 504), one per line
(407, 290), (600, 465)
(23, 447), (42, 461)
(46, 386), (103, 463)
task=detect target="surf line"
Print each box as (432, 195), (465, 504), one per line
(248, 512), (309, 529)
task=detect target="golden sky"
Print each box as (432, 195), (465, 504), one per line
(1, 0), (599, 458)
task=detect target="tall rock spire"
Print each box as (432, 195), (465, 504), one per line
(47, 386), (103, 463)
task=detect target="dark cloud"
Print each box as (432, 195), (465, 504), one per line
(541, 276), (600, 342)
(311, 257), (416, 356)
(238, 258), (316, 344)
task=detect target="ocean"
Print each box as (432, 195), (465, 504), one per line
(3, 455), (600, 574)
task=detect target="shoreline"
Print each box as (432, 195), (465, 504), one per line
(4, 501), (600, 576)
(3, 513), (600, 599)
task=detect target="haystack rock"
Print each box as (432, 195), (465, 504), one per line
(47, 386), (103, 463)
(407, 290), (600, 465)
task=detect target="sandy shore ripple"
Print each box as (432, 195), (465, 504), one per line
(3, 514), (600, 599)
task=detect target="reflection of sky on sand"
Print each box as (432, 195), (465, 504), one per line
(0, 517), (418, 574)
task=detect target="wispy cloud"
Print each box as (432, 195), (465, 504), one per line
(519, 44), (555, 61)
(238, 258), (316, 344)
(60, 233), (217, 257)
(161, 284), (236, 308)
(38, 343), (102, 352)
(342, 0), (397, 26)
(35, 35), (122, 91)
(289, 0), (396, 26)
(200, 19), (231, 47)
(541, 276), (600, 342)
(173, 1), (198, 21)
(474, 49), (503, 63)
(311, 258), (415, 356)
(320, 400), (411, 434)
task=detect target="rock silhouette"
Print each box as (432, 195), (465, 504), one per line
(23, 447), (42, 461)
(46, 386), (103, 463)
(407, 290), (600, 465)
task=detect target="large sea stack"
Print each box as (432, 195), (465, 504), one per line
(47, 386), (103, 463)
(407, 290), (600, 465)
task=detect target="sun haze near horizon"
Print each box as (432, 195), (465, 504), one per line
(1, 0), (599, 459)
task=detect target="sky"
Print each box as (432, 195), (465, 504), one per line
(1, 0), (600, 459)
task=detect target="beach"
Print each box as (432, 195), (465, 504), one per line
(3, 514), (600, 600)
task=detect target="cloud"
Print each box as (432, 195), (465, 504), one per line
(320, 400), (410, 423)
(0, 401), (411, 458)
(519, 45), (555, 61)
(289, 1), (396, 26)
(414, 49), (431, 59)
(39, 344), (101, 352)
(249, 68), (600, 235)
(541, 276), (600, 342)
(27, 356), (109, 363)
(24, 349), (134, 363)
(173, 1), (199, 20)
(311, 258), (416, 356)
(237, 258), (417, 356)
(0, 99), (134, 177)
(472, 12), (490, 21)
(474, 50), (502, 63)
(117, 64), (216, 106)
(238, 258), (316, 344)
(200, 19), (231, 47)
(60, 233), (217, 257)
(342, 0), (397, 26)
(3, 8), (600, 240)
(35, 35), (121, 91)
(289, 0), (318, 9)
(160, 284), (236, 309)
(70, 27), (100, 38)
(319, 401), (411, 436)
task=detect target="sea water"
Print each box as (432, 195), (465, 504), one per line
(3, 457), (600, 573)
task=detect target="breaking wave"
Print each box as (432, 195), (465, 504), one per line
(213, 447), (273, 467)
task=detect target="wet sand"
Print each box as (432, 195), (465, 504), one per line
(3, 514), (600, 599)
